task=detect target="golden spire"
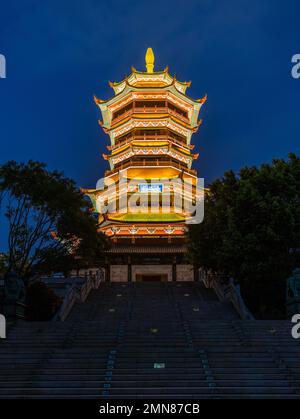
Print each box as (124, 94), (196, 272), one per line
(145, 47), (154, 73)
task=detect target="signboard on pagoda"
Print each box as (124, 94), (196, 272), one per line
(138, 183), (163, 194)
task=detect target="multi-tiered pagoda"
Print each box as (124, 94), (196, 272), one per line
(85, 49), (206, 282)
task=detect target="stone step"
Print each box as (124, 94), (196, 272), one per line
(0, 282), (299, 399)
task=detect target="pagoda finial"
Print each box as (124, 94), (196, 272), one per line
(145, 47), (154, 73)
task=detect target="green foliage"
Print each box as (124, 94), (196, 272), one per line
(188, 154), (300, 318)
(0, 160), (109, 281)
(0, 253), (8, 275)
(26, 281), (61, 321)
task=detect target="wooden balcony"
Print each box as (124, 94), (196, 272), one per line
(105, 158), (196, 176)
(111, 105), (189, 125)
(109, 133), (191, 151)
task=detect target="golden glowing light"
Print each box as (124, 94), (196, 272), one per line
(145, 47), (155, 73)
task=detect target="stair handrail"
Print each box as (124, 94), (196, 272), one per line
(54, 269), (104, 322)
(227, 278), (254, 320)
(199, 269), (254, 320)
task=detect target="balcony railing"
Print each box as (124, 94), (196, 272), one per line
(105, 158), (196, 176)
(111, 106), (189, 125)
(110, 134), (190, 151)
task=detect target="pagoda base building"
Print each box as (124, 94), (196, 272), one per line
(84, 49), (206, 282)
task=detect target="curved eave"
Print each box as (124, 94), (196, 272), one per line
(111, 140), (191, 156)
(108, 113), (195, 132)
(98, 75), (200, 108)
(108, 147), (196, 163)
(109, 68), (190, 94)
(81, 189), (98, 210)
(81, 188), (97, 194)
(131, 65), (169, 75)
(95, 85), (205, 134)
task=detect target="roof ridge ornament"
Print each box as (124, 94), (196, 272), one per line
(145, 47), (155, 73)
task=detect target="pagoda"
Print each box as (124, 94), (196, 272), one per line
(84, 48), (206, 282)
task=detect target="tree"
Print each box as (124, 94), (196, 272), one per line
(26, 281), (61, 321)
(0, 160), (109, 281)
(0, 253), (8, 275)
(188, 154), (300, 318)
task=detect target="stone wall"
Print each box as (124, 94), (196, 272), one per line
(110, 265), (128, 282)
(107, 264), (195, 282)
(176, 264), (194, 281)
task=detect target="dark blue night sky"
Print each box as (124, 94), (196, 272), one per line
(0, 0), (299, 249)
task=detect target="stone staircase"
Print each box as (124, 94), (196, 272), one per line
(0, 282), (299, 399)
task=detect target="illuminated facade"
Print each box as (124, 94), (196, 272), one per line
(84, 49), (206, 281)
